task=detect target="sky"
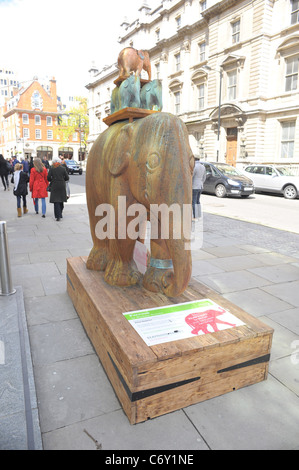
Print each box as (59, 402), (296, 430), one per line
(0, 0), (146, 100)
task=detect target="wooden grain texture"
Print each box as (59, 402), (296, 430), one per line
(103, 107), (158, 126)
(67, 256), (274, 424)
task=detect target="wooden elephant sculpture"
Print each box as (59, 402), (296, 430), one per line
(86, 112), (194, 298)
(140, 79), (163, 111)
(111, 75), (141, 113)
(117, 47), (151, 81)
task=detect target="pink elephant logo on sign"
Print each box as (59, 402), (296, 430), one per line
(185, 307), (237, 335)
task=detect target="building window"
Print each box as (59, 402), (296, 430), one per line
(231, 20), (240, 44)
(198, 84), (205, 109)
(35, 129), (41, 139)
(23, 128), (29, 138)
(281, 121), (295, 158)
(285, 56), (298, 91)
(72, 132), (78, 141)
(198, 42), (206, 62)
(46, 116), (52, 126)
(155, 62), (160, 79)
(155, 28), (160, 42)
(176, 15), (181, 29)
(174, 91), (180, 114)
(22, 113), (29, 124)
(200, 0), (207, 11)
(47, 130), (53, 140)
(291, 0), (299, 24)
(31, 91), (43, 110)
(175, 53), (181, 72)
(228, 70), (237, 100)
(35, 115), (41, 125)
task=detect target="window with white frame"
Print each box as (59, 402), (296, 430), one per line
(35, 115), (41, 125)
(155, 62), (160, 79)
(35, 129), (41, 139)
(46, 116), (52, 126)
(22, 113), (29, 124)
(72, 132), (78, 141)
(285, 56), (298, 91)
(200, 0), (207, 11)
(231, 20), (240, 44)
(175, 53), (181, 72)
(291, 0), (299, 24)
(47, 130), (53, 140)
(281, 121), (295, 158)
(198, 42), (206, 63)
(174, 91), (180, 114)
(23, 128), (29, 138)
(198, 84), (205, 109)
(227, 70), (237, 100)
(176, 15), (181, 29)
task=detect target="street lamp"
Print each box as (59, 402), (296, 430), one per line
(202, 65), (223, 162)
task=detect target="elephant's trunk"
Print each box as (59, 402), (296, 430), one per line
(161, 210), (192, 297)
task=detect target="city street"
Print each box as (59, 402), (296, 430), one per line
(70, 172), (299, 234)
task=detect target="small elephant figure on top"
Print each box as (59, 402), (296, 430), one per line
(111, 75), (141, 113)
(140, 79), (163, 111)
(118, 47), (151, 81)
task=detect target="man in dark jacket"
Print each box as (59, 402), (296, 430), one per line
(192, 158), (206, 219)
(0, 154), (10, 190)
(47, 156), (69, 221)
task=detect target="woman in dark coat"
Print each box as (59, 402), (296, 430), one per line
(0, 154), (10, 191)
(13, 163), (29, 217)
(47, 156), (69, 221)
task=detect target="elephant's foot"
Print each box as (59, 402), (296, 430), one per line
(104, 259), (142, 287)
(86, 246), (108, 271)
(142, 266), (174, 294)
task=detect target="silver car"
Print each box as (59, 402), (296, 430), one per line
(243, 164), (299, 199)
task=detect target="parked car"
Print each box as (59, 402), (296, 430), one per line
(65, 159), (82, 175)
(242, 164), (299, 199)
(202, 162), (255, 198)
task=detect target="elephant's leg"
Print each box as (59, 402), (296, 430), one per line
(86, 195), (109, 271)
(143, 238), (173, 294)
(104, 238), (142, 287)
(86, 238), (109, 272)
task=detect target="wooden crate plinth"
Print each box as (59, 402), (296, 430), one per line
(67, 257), (273, 425)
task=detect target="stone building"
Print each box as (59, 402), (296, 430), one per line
(86, 0), (299, 168)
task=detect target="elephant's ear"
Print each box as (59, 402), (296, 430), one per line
(108, 124), (133, 176)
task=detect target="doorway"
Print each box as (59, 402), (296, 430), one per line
(226, 128), (237, 166)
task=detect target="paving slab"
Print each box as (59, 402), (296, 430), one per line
(42, 408), (209, 451)
(184, 375), (299, 450)
(224, 288), (293, 317)
(262, 281), (299, 307)
(33, 355), (120, 434)
(194, 270), (272, 294)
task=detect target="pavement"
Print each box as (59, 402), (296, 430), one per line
(0, 178), (299, 451)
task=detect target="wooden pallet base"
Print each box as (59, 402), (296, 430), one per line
(67, 257), (273, 425)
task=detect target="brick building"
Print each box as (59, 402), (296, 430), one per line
(0, 77), (83, 161)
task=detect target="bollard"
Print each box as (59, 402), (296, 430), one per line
(0, 221), (16, 296)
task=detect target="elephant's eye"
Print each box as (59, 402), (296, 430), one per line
(190, 155), (195, 172)
(146, 153), (161, 172)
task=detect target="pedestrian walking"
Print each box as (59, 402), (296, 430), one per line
(29, 158), (49, 218)
(21, 157), (30, 175)
(13, 163), (29, 217)
(0, 154), (10, 190)
(192, 158), (206, 220)
(47, 156), (69, 221)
